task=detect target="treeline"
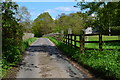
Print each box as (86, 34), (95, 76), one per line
(32, 2), (120, 37)
(76, 2), (120, 33)
(32, 12), (94, 36)
(32, 12), (54, 37)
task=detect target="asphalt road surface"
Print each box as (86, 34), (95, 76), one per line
(16, 38), (86, 78)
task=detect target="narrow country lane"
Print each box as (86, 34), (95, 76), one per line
(16, 38), (86, 78)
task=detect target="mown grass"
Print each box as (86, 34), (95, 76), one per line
(65, 35), (120, 49)
(48, 37), (120, 79)
(1, 37), (37, 78)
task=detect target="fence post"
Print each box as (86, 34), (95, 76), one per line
(71, 34), (72, 47)
(74, 35), (76, 48)
(68, 34), (69, 45)
(65, 35), (67, 44)
(66, 34), (68, 44)
(80, 33), (85, 53)
(99, 33), (102, 51)
(68, 28), (72, 46)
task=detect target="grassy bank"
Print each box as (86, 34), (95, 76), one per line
(1, 37), (37, 78)
(48, 37), (120, 79)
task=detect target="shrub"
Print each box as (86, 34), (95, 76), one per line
(1, 37), (37, 78)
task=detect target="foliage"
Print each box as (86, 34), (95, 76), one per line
(48, 37), (120, 79)
(17, 6), (32, 32)
(2, 1), (23, 63)
(32, 12), (54, 37)
(72, 50), (120, 79)
(111, 26), (120, 35)
(54, 12), (93, 34)
(21, 37), (37, 52)
(1, 1), (37, 78)
(1, 37), (37, 78)
(76, 2), (120, 32)
(32, 12), (95, 36)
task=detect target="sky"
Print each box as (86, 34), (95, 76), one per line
(17, 2), (83, 20)
(14, 0), (92, 2)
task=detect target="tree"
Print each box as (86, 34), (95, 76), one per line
(17, 6), (31, 32)
(76, 2), (120, 33)
(54, 12), (92, 34)
(32, 12), (54, 36)
(2, 1), (23, 63)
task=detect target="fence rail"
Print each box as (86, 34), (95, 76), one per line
(62, 33), (120, 53)
(48, 33), (120, 53)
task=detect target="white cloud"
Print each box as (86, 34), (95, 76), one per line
(55, 6), (79, 12)
(44, 9), (56, 13)
(44, 6), (79, 13)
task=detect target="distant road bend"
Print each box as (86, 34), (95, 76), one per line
(16, 38), (88, 78)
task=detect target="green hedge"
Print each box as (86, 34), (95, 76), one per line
(48, 37), (120, 79)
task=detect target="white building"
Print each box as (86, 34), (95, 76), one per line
(85, 27), (93, 34)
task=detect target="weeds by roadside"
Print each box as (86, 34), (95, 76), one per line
(47, 37), (120, 79)
(1, 37), (37, 78)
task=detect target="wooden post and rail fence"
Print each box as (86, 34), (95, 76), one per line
(63, 33), (120, 53)
(52, 32), (120, 53)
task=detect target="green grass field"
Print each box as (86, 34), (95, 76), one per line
(65, 35), (120, 49)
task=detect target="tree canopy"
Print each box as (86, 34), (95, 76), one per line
(2, 1), (23, 62)
(32, 12), (54, 37)
(32, 11), (95, 36)
(17, 6), (31, 32)
(76, 2), (120, 32)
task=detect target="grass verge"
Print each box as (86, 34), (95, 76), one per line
(47, 37), (120, 79)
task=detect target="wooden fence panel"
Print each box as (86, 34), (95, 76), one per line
(57, 33), (120, 53)
(99, 33), (102, 51)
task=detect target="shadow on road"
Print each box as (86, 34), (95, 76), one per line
(26, 45), (62, 58)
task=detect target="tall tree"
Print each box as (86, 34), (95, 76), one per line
(76, 2), (120, 33)
(2, 1), (23, 62)
(17, 6), (31, 32)
(55, 12), (92, 34)
(32, 12), (54, 36)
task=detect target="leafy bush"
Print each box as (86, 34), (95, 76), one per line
(48, 37), (120, 79)
(72, 50), (120, 78)
(2, 1), (24, 65)
(1, 1), (37, 78)
(1, 37), (37, 78)
(3, 45), (21, 63)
